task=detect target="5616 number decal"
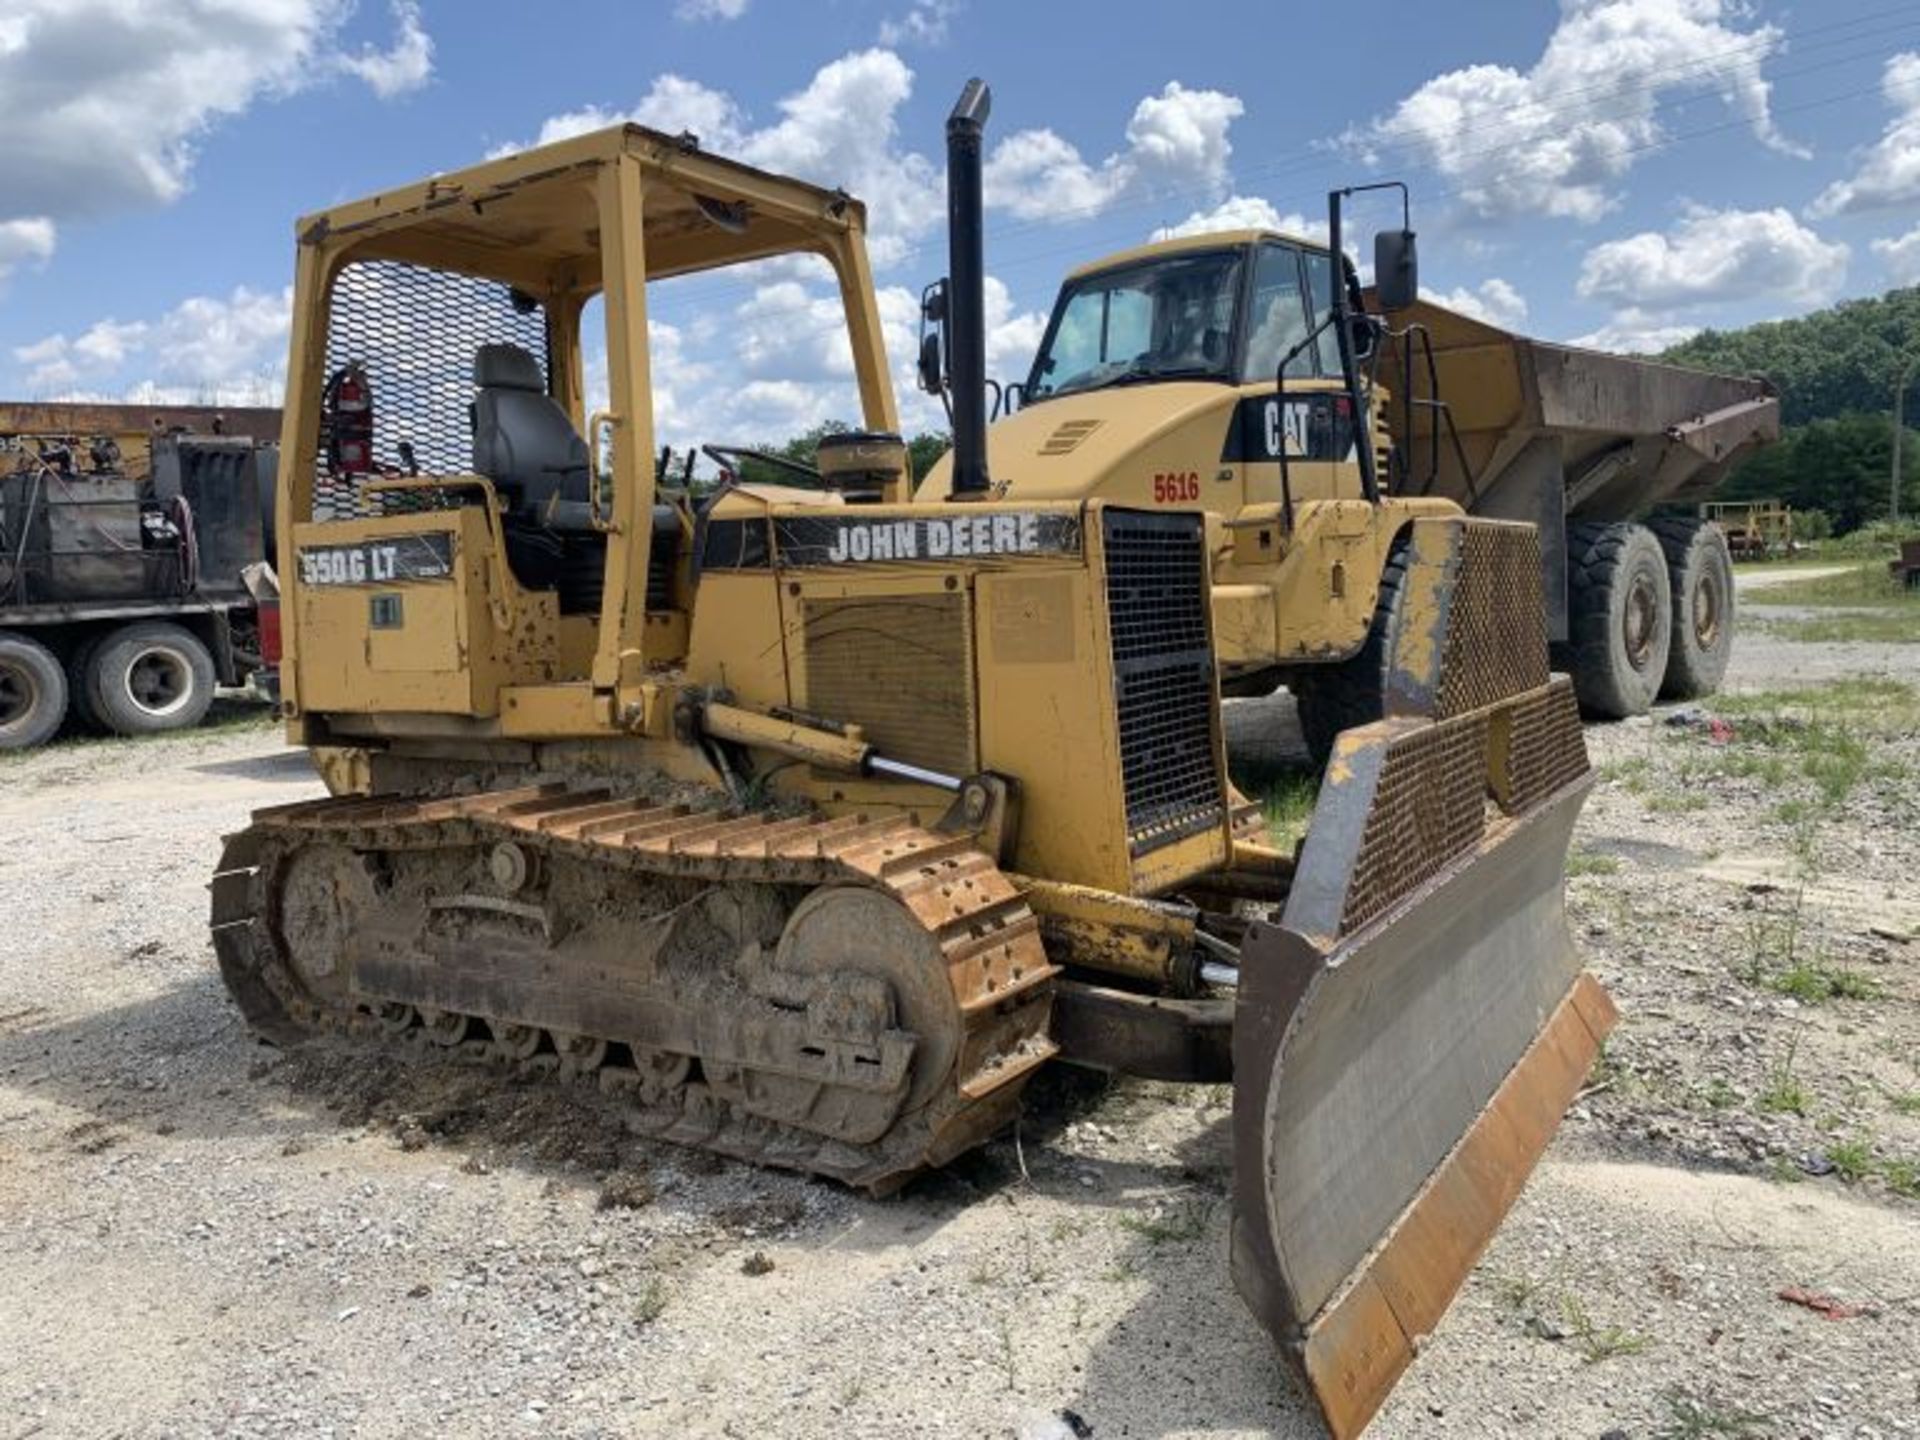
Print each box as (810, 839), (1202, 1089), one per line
(1152, 471), (1200, 503)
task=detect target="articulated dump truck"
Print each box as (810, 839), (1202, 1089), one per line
(919, 196), (1777, 737)
(210, 84), (1611, 1437)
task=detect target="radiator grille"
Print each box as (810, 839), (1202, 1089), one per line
(803, 594), (975, 778)
(313, 261), (550, 522)
(1102, 509), (1224, 856)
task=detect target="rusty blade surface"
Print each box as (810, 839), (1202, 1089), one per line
(1230, 767), (1606, 1439)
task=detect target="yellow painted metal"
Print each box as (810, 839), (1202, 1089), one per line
(1018, 876), (1197, 985)
(701, 701), (872, 774)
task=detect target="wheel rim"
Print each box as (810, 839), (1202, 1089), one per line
(1623, 573), (1659, 671)
(122, 644), (194, 719)
(1692, 570), (1722, 649)
(0, 660), (35, 730)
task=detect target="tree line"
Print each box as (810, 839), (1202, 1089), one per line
(1662, 287), (1920, 534)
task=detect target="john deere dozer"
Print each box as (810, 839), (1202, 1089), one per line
(210, 81), (1612, 1437)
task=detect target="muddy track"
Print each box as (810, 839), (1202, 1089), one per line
(211, 783), (1058, 1192)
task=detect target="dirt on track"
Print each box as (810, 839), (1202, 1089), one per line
(2, 628), (1917, 1438)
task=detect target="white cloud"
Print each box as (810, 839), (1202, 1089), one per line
(1569, 310), (1702, 354)
(1873, 224), (1920, 286)
(336, 1), (433, 99)
(878, 0), (958, 47)
(14, 286), (291, 401)
(1576, 206), (1848, 309)
(985, 83), (1244, 223)
(0, 216), (55, 283)
(675, 0), (749, 18)
(492, 52), (941, 269)
(1150, 196), (1324, 243)
(1809, 52), (1920, 218)
(1429, 278), (1528, 328)
(1352, 0), (1803, 224)
(0, 0), (435, 234)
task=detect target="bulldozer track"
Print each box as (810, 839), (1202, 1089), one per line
(210, 784), (1060, 1192)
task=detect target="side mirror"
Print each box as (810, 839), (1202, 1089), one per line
(1374, 228), (1418, 311)
(918, 278), (950, 395)
(918, 333), (944, 395)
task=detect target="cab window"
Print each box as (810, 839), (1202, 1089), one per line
(1303, 249), (1344, 377)
(1242, 244), (1315, 383)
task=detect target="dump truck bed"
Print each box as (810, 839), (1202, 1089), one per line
(1375, 298), (1779, 523)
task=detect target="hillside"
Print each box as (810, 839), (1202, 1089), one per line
(1661, 288), (1920, 530)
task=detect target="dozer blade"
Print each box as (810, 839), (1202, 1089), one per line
(1230, 679), (1615, 1438)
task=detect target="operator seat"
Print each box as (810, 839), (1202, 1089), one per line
(470, 343), (591, 526)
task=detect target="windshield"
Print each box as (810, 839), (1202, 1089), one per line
(1026, 251), (1242, 400)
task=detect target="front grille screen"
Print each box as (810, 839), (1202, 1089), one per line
(1102, 509), (1224, 855)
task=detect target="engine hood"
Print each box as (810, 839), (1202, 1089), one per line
(915, 382), (1242, 501)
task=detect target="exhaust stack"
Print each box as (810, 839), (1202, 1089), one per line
(945, 78), (992, 500)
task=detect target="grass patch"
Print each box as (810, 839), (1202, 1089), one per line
(1769, 958), (1884, 1004)
(1756, 1036), (1809, 1117)
(1752, 560), (1920, 608)
(631, 1275), (669, 1325)
(1646, 790), (1710, 815)
(1226, 755), (1319, 851)
(1889, 1091), (1920, 1117)
(1559, 1293), (1650, 1364)
(1566, 849), (1620, 877)
(1825, 1138), (1875, 1185)
(1116, 1197), (1212, 1247)
(1657, 1390), (1774, 1439)
(1883, 1159), (1920, 1199)
(1764, 610), (1920, 644)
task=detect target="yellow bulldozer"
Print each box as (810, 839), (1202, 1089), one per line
(915, 188), (1778, 738)
(210, 82), (1611, 1437)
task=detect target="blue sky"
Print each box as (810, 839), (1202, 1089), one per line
(5, 0), (1920, 445)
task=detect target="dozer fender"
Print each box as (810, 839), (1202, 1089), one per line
(1229, 515), (1615, 1437)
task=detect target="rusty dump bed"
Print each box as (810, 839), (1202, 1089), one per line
(1375, 298), (1779, 524)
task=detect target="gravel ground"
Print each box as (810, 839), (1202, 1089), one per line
(3, 604), (1917, 1439)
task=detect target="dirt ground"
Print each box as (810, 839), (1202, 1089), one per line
(2, 579), (1916, 1439)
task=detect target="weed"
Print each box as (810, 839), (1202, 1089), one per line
(1702, 1077), (1738, 1110)
(1765, 1156), (1805, 1185)
(967, 1256), (999, 1286)
(1567, 849), (1621, 877)
(1494, 1271), (1540, 1314)
(1559, 1292), (1650, 1364)
(838, 1375), (865, 1408)
(1825, 1138), (1875, 1184)
(1757, 1035), (1808, 1117)
(1656, 1389), (1774, 1438)
(1889, 1091), (1920, 1117)
(995, 1312), (1017, 1392)
(632, 1276), (669, 1325)
(1768, 959), (1883, 1004)
(1600, 755), (1653, 792)
(1116, 1196), (1212, 1246)
(1646, 790), (1709, 815)
(1882, 1158), (1920, 1199)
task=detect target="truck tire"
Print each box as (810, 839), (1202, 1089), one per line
(64, 633), (109, 732)
(0, 630), (69, 750)
(1648, 517), (1734, 700)
(1554, 522), (1672, 719)
(1291, 539), (1409, 767)
(86, 622), (216, 736)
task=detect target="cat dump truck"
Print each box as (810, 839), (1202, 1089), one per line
(0, 422), (281, 750)
(917, 201), (1777, 735)
(209, 84), (1611, 1437)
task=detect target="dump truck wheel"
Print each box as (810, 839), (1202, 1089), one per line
(86, 621), (216, 736)
(1649, 517), (1734, 700)
(1292, 540), (1409, 767)
(0, 630), (68, 751)
(63, 633), (109, 733)
(1557, 522), (1672, 718)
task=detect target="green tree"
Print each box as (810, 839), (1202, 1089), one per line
(1720, 413), (1920, 534)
